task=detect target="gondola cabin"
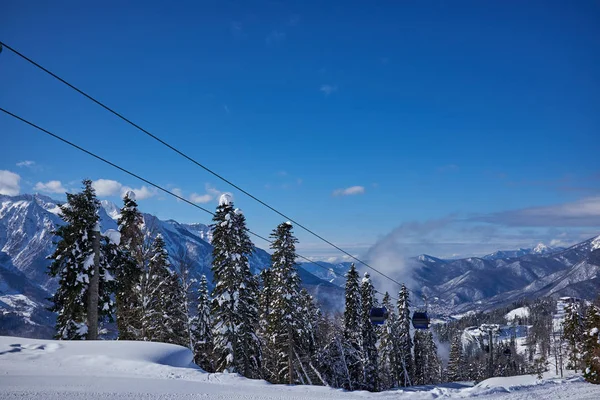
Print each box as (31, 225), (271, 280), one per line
(411, 311), (430, 330)
(369, 307), (389, 325)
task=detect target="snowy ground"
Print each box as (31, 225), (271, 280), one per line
(1, 336), (599, 399)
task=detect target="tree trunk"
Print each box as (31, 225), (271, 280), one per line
(87, 228), (100, 340)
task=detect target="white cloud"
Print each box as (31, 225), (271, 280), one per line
(92, 179), (155, 200)
(190, 193), (213, 204)
(473, 196), (600, 227)
(332, 186), (365, 196)
(16, 160), (35, 168)
(0, 170), (20, 195)
(33, 180), (67, 194)
(122, 185), (155, 200)
(320, 84), (337, 96)
(172, 188), (183, 198)
(92, 179), (122, 196)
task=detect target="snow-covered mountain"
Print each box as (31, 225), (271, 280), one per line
(0, 194), (342, 338)
(482, 243), (564, 260)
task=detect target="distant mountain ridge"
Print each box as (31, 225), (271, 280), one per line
(482, 243), (565, 261)
(1, 193), (599, 338)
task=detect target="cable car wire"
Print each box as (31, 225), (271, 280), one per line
(0, 40), (405, 289)
(0, 106), (398, 301)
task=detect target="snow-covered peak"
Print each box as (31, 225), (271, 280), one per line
(219, 193), (232, 206)
(100, 200), (121, 220)
(533, 243), (550, 254)
(592, 235), (600, 251)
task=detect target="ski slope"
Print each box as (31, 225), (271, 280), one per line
(1, 336), (599, 399)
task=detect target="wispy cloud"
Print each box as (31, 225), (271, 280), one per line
(230, 21), (244, 39)
(16, 160), (35, 168)
(320, 84), (337, 96)
(223, 105), (231, 114)
(471, 196), (600, 227)
(189, 193), (213, 204)
(34, 180), (67, 194)
(266, 30), (286, 46)
(0, 170), (20, 195)
(332, 186), (365, 196)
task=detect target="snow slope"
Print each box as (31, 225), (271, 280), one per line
(1, 336), (600, 399)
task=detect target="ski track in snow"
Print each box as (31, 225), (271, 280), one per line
(1, 336), (600, 400)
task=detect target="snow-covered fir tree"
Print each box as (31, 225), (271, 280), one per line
(258, 268), (277, 382)
(265, 221), (305, 384)
(413, 330), (440, 385)
(140, 234), (171, 342)
(360, 273), (379, 391)
(191, 275), (214, 372)
(319, 320), (354, 390)
(396, 284), (414, 387)
(583, 303), (600, 384)
(115, 190), (144, 340)
(162, 270), (189, 347)
(210, 195), (261, 378)
(563, 300), (584, 372)
(343, 263), (363, 390)
(447, 335), (464, 382)
(47, 179), (115, 340)
(378, 292), (397, 390)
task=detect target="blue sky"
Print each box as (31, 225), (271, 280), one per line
(1, 0), (599, 261)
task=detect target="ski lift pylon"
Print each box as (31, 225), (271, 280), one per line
(369, 307), (388, 325)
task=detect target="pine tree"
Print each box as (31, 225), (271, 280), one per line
(396, 284), (414, 386)
(583, 304), (600, 384)
(48, 179), (115, 340)
(447, 335), (463, 382)
(162, 270), (189, 346)
(266, 222), (304, 384)
(563, 300), (584, 372)
(210, 195), (261, 378)
(378, 292), (397, 390)
(343, 263), (363, 390)
(191, 275), (214, 372)
(115, 190), (144, 340)
(140, 234), (171, 342)
(414, 330), (440, 385)
(360, 273), (379, 391)
(258, 268), (277, 382)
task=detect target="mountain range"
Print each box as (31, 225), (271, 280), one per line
(1, 193), (599, 337)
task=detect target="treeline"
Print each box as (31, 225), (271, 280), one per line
(47, 180), (600, 389)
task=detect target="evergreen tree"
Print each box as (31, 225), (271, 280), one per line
(115, 190), (144, 340)
(48, 179), (115, 340)
(258, 268), (277, 382)
(319, 321), (355, 390)
(414, 330), (440, 385)
(360, 273), (379, 391)
(378, 292), (397, 390)
(191, 275), (214, 372)
(563, 300), (584, 372)
(140, 234), (171, 342)
(583, 304), (600, 384)
(162, 270), (189, 346)
(210, 195), (261, 378)
(343, 263), (363, 390)
(447, 335), (464, 382)
(266, 222), (304, 384)
(396, 284), (414, 387)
